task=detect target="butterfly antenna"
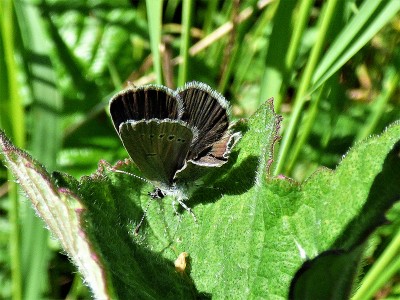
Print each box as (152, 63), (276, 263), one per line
(111, 168), (153, 185)
(108, 166), (155, 234)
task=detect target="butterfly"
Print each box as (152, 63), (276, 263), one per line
(109, 81), (240, 229)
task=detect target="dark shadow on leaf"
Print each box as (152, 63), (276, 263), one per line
(67, 163), (207, 298)
(290, 141), (400, 299)
(289, 246), (364, 300)
(178, 121), (255, 209)
(52, 171), (80, 190)
(332, 141), (400, 250)
(188, 153), (259, 208)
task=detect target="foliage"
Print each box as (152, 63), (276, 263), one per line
(1, 0), (400, 299)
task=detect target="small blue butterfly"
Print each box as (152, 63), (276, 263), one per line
(109, 81), (240, 230)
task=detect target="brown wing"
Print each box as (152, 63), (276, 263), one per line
(178, 82), (230, 161)
(110, 85), (183, 132)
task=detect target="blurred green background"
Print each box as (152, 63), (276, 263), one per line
(1, 0), (400, 299)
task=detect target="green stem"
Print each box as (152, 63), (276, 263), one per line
(273, 0), (338, 175)
(146, 0), (164, 84)
(1, 0), (24, 299)
(177, 0), (193, 86)
(286, 84), (325, 173)
(356, 65), (400, 141)
(285, 0), (314, 70)
(352, 229), (400, 300)
(9, 181), (22, 300)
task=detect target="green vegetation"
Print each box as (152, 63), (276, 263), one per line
(1, 0), (400, 299)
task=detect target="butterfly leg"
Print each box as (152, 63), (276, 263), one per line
(171, 200), (179, 216)
(176, 198), (197, 223)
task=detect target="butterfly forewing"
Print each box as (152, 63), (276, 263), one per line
(178, 83), (230, 161)
(119, 119), (194, 186)
(110, 86), (183, 132)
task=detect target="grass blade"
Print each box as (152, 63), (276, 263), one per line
(274, 0), (339, 175)
(177, 0), (193, 86)
(14, 0), (63, 298)
(312, 0), (400, 91)
(146, 0), (163, 84)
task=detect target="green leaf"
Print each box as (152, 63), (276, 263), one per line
(0, 132), (112, 299)
(291, 136), (400, 298)
(1, 98), (400, 298)
(290, 246), (364, 299)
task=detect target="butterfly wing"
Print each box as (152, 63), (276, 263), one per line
(178, 82), (231, 166)
(110, 85), (184, 132)
(119, 119), (194, 187)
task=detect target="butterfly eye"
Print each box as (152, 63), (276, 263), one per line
(168, 135), (175, 141)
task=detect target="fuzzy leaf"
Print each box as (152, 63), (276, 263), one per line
(0, 132), (112, 299)
(2, 99), (400, 298)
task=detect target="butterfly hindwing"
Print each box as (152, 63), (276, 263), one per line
(119, 119), (194, 186)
